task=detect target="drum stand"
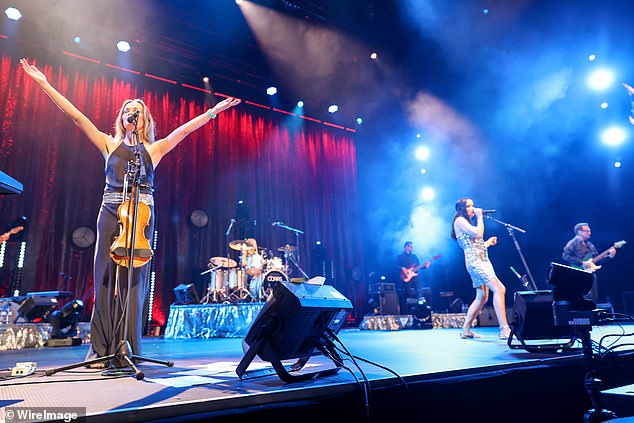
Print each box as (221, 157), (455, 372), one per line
(285, 251), (310, 280)
(200, 266), (230, 304)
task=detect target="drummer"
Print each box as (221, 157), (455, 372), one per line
(244, 238), (264, 277)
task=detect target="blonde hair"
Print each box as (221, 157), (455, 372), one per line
(113, 99), (156, 144)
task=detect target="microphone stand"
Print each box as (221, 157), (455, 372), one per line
(273, 222), (305, 277)
(485, 216), (538, 291)
(225, 219), (235, 267)
(44, 115), (173, 380)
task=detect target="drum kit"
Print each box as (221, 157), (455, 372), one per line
(200, 238), (295, 304)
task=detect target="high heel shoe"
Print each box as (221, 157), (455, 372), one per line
(499, 325), (511, 340)
(460, 330), (482, 339)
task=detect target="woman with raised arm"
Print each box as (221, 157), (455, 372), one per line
(20, 58), (241, 368)
(451, 197), (510, 340)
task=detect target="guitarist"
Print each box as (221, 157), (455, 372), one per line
(562, 222), (616, 302)
(396, 241), (430, 314)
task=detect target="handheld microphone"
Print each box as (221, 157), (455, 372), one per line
(127, 110), (139, 123)
(482, 209), (496, 214)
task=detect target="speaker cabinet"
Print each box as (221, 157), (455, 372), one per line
(379, 291), (400, 315)
(368, 283), (400, 315)
(508, 290), (576, 351)
(478, 307), (513, 327)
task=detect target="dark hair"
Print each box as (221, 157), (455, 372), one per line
(451, 197), (471, 240)
(403, 241), (412, 249)
(574, 222), (589, 234)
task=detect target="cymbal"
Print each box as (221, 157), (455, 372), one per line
(208, 257), (237, 268)
(229, 239), (256, 251)
(277, 244), (297, 252)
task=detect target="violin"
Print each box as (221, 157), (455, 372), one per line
(110, 187), (153, 268)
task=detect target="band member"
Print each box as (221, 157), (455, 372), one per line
(452, 198), (510, 340)
(562, 222), (616, 302)
(20, 58), (240, 368)
(396, 241), (430, 314)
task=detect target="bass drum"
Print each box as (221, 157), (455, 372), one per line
(261, 270), (289, 300)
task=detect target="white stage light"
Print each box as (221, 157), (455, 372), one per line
(328, 104), (338, 113)
(267, 86), (277, 95)
(601, 126), (626, 146)
(587, 68), (615, 91)
(116, 41), (131, 53)
(5, 7), (22, 20)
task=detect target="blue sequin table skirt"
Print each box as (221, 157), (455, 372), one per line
(163, 302), (265, 339)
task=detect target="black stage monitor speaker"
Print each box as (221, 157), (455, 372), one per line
(547, 262), (594, 302)
(508, 290), (577, 351)
(236, 281), (353, 383)
(15, 296), (58, 323)
(173, 283), (200, 305)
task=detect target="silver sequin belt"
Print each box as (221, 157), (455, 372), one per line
(102, 192), (154, 207)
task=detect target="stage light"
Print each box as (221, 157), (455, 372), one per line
(614, 161), (622, 168)
(297, 100), (304, 108)
(266, 86), (277, 95)
(202, 76), (209, 83)
(236, 0), (243, 4)
(415, 146), (430, 161)
(4, 7), (21, 20)
(370, 52), (378, 60)
(416, 133), (422, 138)
(420, 186), (435, 201)
(420, 168), (427, 174)
(236, 281), (352, 382)
(73, 36), (81, 44)
(356, 117), (363, 125)
(50, 300), (83, 339)
(173, 283), (200, 305)
(328, 104), (338, 113)
(588, 54), (596, 61)
(587, 68), (614, 91)
(116, 41), (131, 53)
(601, 126), (626, 146)
(600, 102), (608, 109)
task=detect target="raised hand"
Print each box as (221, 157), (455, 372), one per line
(20, 58), (47, 85)
(212, 96), (241, 115)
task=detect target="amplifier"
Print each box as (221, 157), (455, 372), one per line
(368, 283), (396, 295)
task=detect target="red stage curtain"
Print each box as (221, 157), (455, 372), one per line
(0, 54), (365, 325)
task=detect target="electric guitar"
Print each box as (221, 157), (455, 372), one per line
(0, 226), (23, 243)
(400, 254), (442, 283)
(575, 240), (626, 273)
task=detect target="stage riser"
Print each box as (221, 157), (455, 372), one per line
(164, 303), (264, 339)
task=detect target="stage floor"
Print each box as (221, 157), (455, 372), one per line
(1, 323), (634, 422)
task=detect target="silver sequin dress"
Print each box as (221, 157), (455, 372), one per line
(455, 231), (496, 287)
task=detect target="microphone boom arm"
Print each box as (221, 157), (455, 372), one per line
(485, 215), (537, 290)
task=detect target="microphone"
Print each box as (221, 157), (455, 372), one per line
(127, 110), (139, 123)
(225, 219), (235, 236)
(482, 209), (496, 214)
